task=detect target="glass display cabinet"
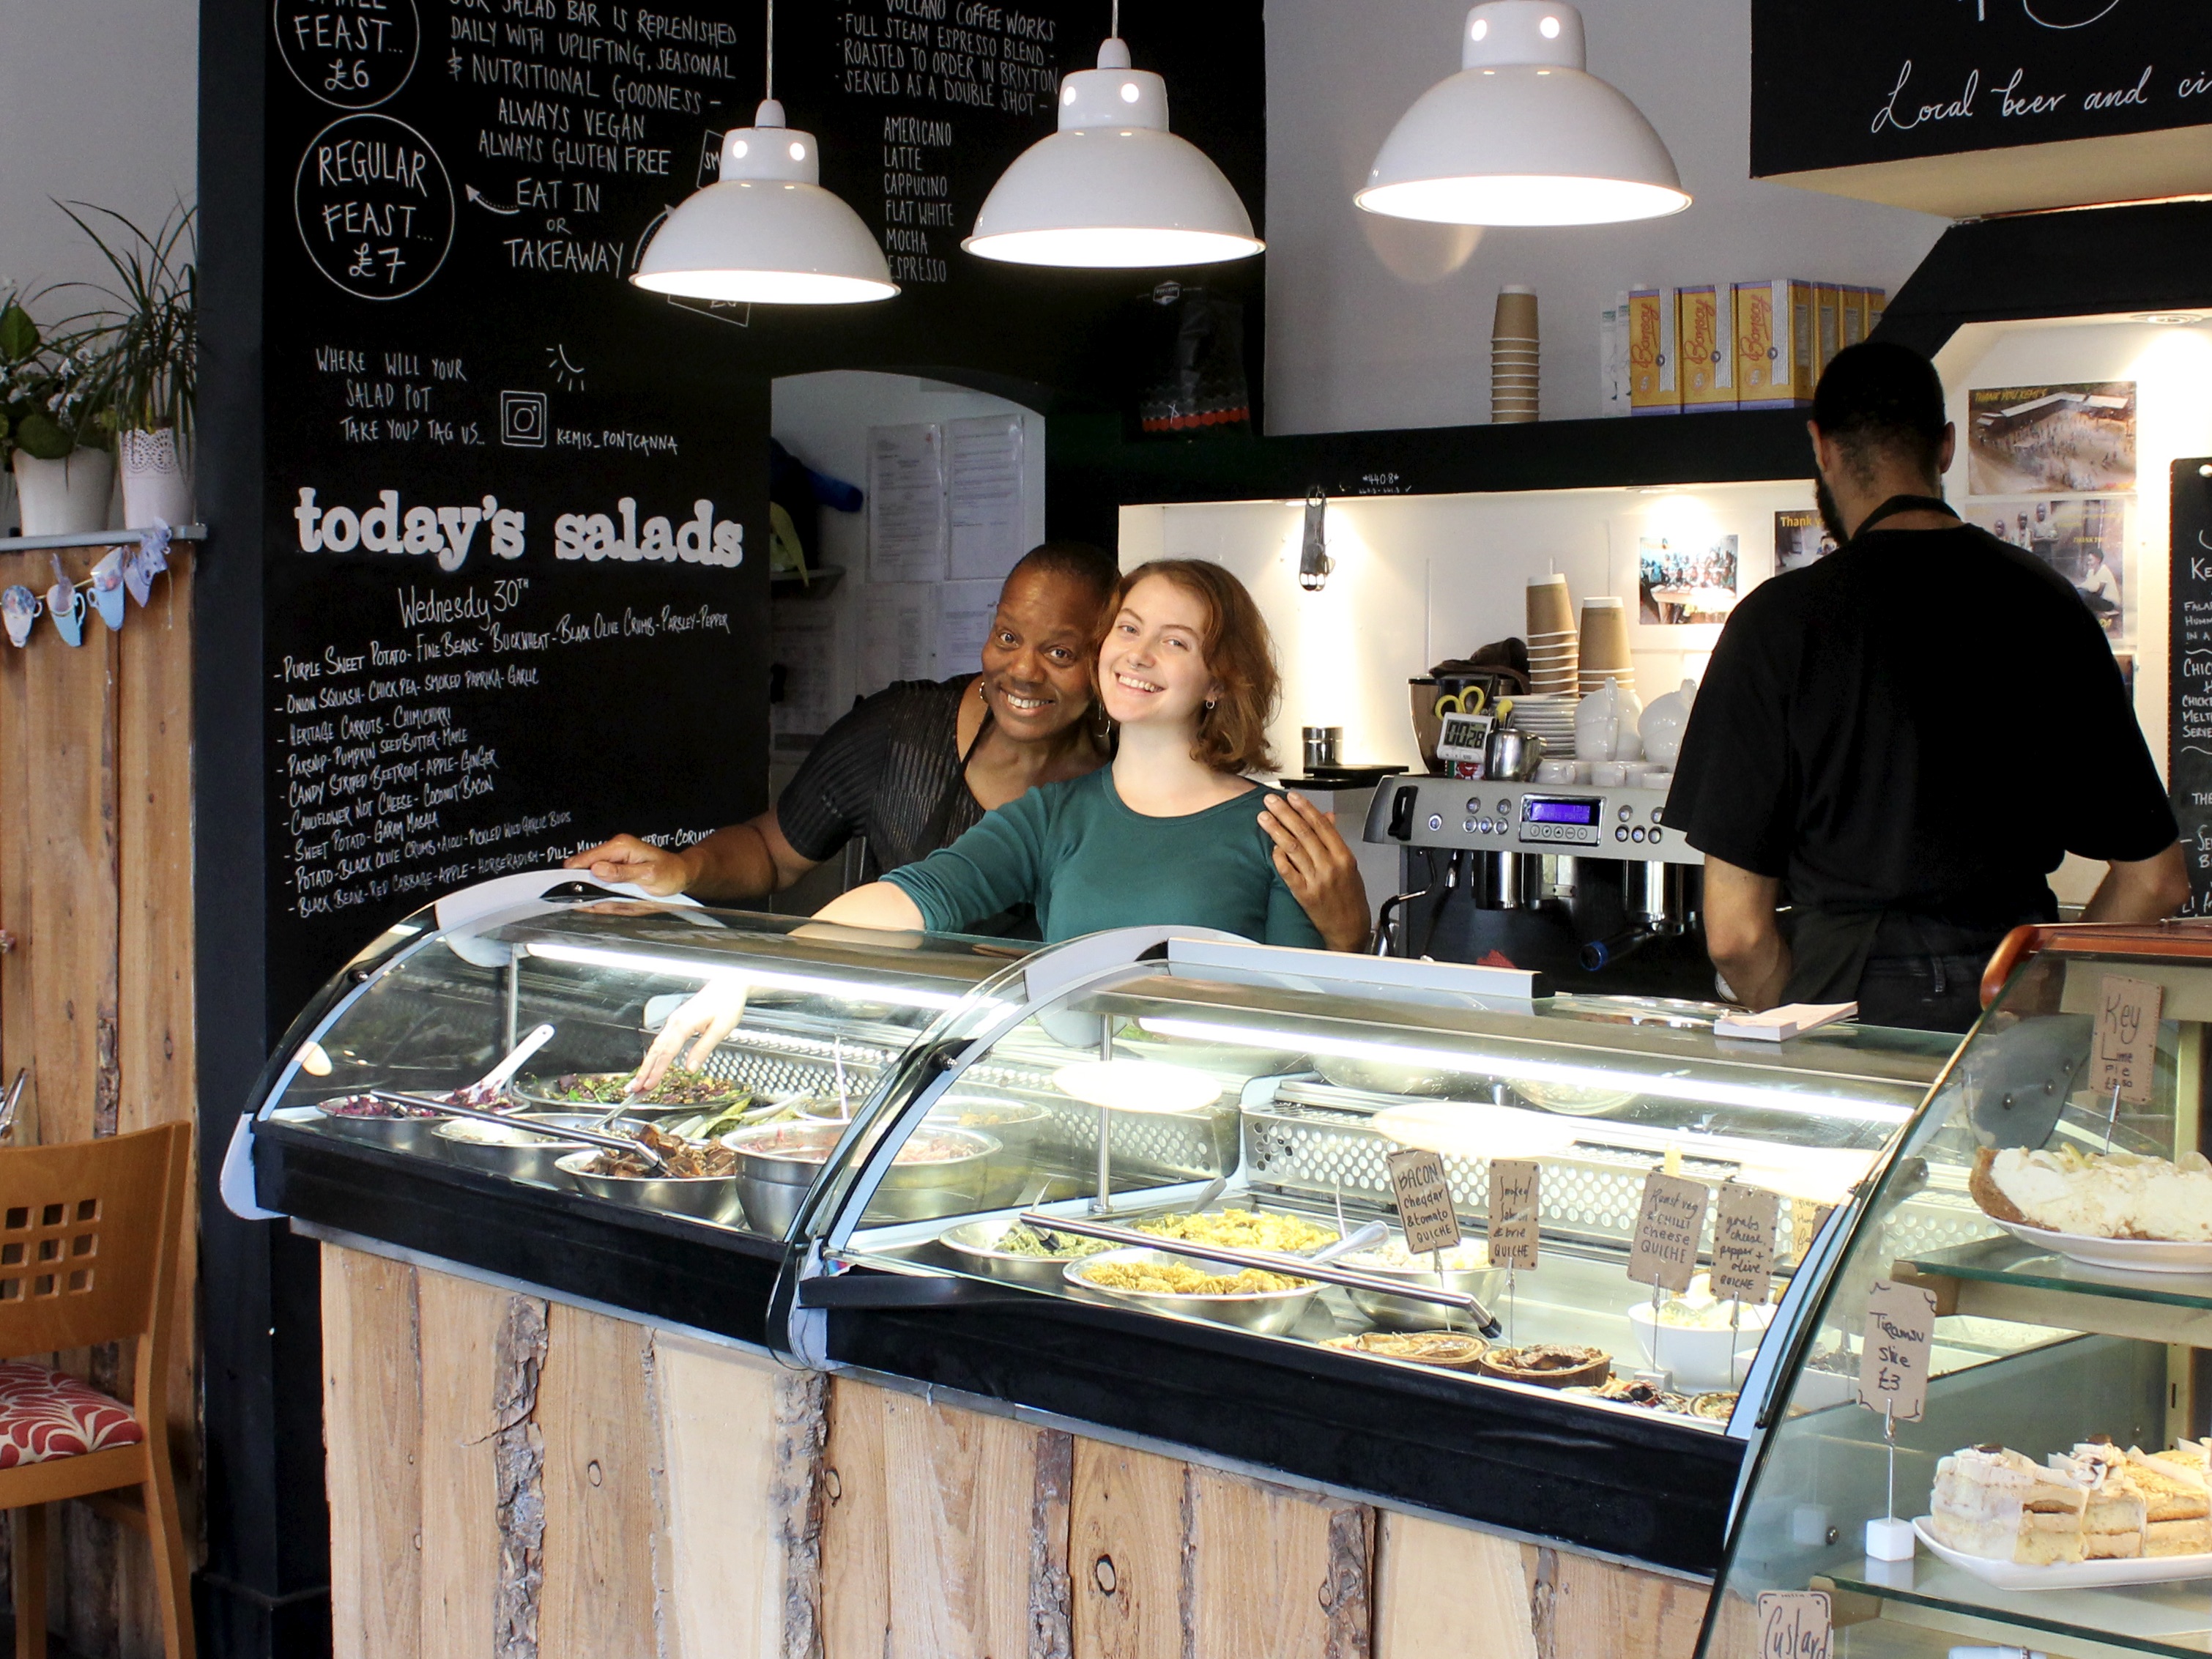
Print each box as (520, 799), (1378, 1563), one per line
(232, 873), (1028, 1344)
(1696, 923), (2212, 1659)
(787, 930), (1956, 1566)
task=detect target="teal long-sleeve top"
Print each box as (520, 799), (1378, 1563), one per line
(882, 767), (1326, 949)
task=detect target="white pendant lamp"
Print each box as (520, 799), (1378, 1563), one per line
(1357, 1), (1690, 228)
(965, 4), (1261, 269)
(631, 1), (896, 305)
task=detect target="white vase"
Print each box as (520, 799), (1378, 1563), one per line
(118, 428), (191, 529)
(11, 449), (114, 537)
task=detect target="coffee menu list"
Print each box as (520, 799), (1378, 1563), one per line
(264, 0), (784, 1010)
(2169, 459), (2212, 916)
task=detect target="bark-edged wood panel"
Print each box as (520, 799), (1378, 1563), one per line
(322, 1245), (424, 1659)
(416, 1269), (511, 1659)
(1069, 1439), (1187, 1659)
(820, 1373), (890, 1659)
(1372, 1512), (1540, 1659)
(1186, 1468), (1371, 1659)
(1542, 1548), (1709, 1659)
(535, 1302), (659, 1659)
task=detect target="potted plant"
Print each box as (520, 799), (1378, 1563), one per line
(59, 203), (195, 528)
(0, 290), (115, 536)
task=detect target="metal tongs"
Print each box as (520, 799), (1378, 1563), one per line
(0, 1069), (25, 1140)
(369, 1088), (672, 1173)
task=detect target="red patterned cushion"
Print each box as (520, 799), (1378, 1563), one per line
(0, 1360), (143, 1467)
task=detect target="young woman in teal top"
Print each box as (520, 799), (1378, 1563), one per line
(814, 559), (1326, 948)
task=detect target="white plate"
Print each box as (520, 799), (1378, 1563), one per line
(1993, 1220), (2212, 1274)
(1912, 1517), (2212, 1588)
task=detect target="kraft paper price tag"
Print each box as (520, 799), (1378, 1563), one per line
(1711, 1181), (1778, 1306)
(1857, 1279), (1937, 1421)
(1627, 1171), (1710, 1293)
(1387, 1147), (1463, 1255)
(1754, 1590), (1830, 1659)
(2095, 973), (2164, 1105)
(1488, 1158), (1540, 1270)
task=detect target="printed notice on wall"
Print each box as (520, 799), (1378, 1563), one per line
(1857, 1279), (1937, 1422)
(948, 414), (1026, 582)
(1627, 1172), (1709, 1293)
(1387, 1148), (1463, 1255)
(868, 424), (949, 584)
(1710, 1182), (1778, 1306)
(1488, 1159), (1540, 1270)
(2095, 973), (2164, 1105)
(935, 579), (1001, 679)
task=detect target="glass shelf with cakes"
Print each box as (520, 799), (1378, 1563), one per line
(790, 930), (1956, 1441)
(1694, 924), (2212, 1659)
(234, 873), (1028, 1247)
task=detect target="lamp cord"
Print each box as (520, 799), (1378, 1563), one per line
(1110, 0), (1118, 38)
(765, 0), (775, 100)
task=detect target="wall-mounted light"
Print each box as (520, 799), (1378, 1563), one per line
(1299, 489), (1333, 591)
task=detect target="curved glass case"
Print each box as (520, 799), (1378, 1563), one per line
(245, 881), (1025, 1242)
(803, 933), (1955, 1436)
(1696, 925), (2212, 1659)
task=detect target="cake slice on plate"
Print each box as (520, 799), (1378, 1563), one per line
(2048, 1442), (2147, 1559)
(1929, 1445), (2087, 1565)
(2127, 1447), (2211, 1555)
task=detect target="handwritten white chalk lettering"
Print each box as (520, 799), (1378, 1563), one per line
(1856, 1279), (1937, 1422)
(1488, 1159), (1540, 1270)
(1628, 1172), (1710, 1293)
(1387, 1148), (1463, 1255)
(2095, 973), (2163, 1105)
(1711, 1182), (1778, 1306)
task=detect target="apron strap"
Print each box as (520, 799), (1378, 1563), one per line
(1852, 494), (1959, 538)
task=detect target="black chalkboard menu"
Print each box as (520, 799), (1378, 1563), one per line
(2167, 458), (2212, 916)
(261, 0), (776, 1012)
(1752, 1), (2206, 179)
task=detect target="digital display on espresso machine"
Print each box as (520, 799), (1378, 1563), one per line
(1520, 795), (1603, 845)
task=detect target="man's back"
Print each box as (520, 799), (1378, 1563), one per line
(1668, 522), (2171, 924)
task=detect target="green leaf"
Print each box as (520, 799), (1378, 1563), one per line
(0, 304), (37, 364)
(12, 410), (73, 461)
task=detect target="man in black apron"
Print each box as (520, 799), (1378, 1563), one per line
(1665, 342), (2186, 1033)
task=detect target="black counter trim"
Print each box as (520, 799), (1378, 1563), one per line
(825, 1294), (1741, 1576)
(254, 1124), (783, 1348)
(256, 1126), (1741, 1570)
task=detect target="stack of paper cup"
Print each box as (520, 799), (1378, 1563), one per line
(1526, 574), (1578, 696)
(1492, 286), (1539, 424)
(1578, 596), (1633, 697)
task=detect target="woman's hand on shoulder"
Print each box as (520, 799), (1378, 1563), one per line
(564, 834), (695, 897)
(1260, 792), (1370, 953)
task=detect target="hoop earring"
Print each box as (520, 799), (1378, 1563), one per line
(1203, 699), (1217, 712)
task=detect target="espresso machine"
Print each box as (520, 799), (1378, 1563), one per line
(1362, 774), (1715, 999)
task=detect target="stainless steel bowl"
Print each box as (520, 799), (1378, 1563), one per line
(554, 1148), (746, 1226)
(1311, 1053), (1455, 1096)
(509, 1074), (739, 1124)
(1061, 1247), (1325, 1336)
(433, 1112), (649, 1187)
(311, 1099), (448, 1155)
(937, 1218), (1118, 1291)
(926, 1096), (1053, 1207)
(1335, 1240), (1504, 1332)
(722, 1122), (1002, 1236)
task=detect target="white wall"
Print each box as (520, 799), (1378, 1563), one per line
(1125, 475), (1820, 774)
(0, 0), (199, 531)
(768, 368), (1047, 738)
(1261, 0), (1951, 434)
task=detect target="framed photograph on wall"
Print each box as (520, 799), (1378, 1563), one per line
(1978, 494), (2132, 643)
(1967, 382), (2137, 494)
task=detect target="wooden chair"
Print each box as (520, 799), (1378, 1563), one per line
(0, 1122), (193, 1659)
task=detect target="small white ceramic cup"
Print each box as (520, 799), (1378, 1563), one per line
(1534, 760), (1578, 784)
(1589, 762), (1629, 788)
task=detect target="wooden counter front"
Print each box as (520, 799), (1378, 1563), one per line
(319, 1242), (1710, 1659)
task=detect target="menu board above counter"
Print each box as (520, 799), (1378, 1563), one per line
(261, 0), (775, 1016)
(1750, 0), (2212, 215)
(2170, 459), (2212, 917)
